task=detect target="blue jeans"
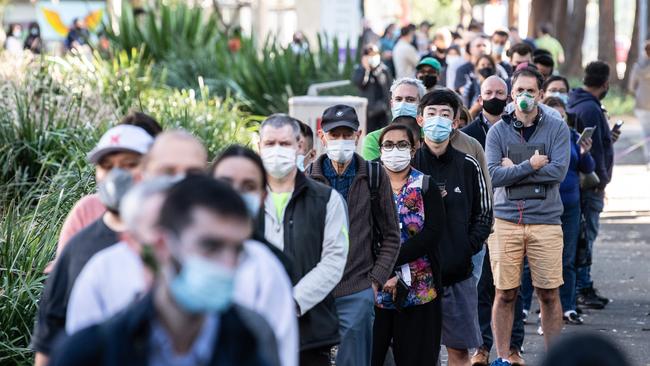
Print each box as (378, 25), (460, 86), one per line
(577, 189), (605, 290)
(521, 201), (581, 313)
(559, 201), (581, 311)
(335, 287), (375, 366)
(472, 244), (486, 285)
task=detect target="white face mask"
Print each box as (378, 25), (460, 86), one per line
(326, 139), (356, 164)
(261, 146), (297, 179)
(381, 148), (412, 172)
(369, 54), (381, 68)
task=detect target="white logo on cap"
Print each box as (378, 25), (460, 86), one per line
(336, 111), (344, 117)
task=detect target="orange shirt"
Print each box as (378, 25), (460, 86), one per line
(57, 193), (106, 256)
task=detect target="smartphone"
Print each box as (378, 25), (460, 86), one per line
(577, 126), (596, 145)
(611, 120), (624, 133)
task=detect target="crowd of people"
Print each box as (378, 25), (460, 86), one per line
(25, 19), (632, 366)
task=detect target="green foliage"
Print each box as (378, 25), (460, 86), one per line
(601, 86), (635, 116)
(0, 49), (254, 365)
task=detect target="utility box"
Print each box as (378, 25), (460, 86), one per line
(288, 96), (368, 154)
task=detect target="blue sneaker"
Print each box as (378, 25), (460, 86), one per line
(490, 358), (511, 366)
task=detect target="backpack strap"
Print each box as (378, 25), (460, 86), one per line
(422, 174), (430, 195)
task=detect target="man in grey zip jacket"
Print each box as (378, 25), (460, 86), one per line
(484, 67), (570, 364)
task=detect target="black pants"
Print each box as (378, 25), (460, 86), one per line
(372, 299), (442, 366)
(477, 248), (525, 350)
(299, 346), (331, 366)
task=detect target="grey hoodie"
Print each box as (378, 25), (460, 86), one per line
(485, 110), (570, 225)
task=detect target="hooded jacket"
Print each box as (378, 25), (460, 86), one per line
(567, 88), (614, 189)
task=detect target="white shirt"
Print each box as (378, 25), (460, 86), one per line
(66, 240), (298, 366)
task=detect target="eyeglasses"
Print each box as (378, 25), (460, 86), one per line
(381, 141), (411, 151)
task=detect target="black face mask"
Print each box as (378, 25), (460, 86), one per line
(478, 67), (495, 79)
(482, 97), (507, 116)
(420, 74), (438, 89)
(599, 86), (609, 100)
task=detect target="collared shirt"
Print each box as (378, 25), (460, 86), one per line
(149, 313), (219, 366)
(322, 157), (357, 201)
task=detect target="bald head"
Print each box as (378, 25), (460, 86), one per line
(142, 130), (208, 178)
(480, 75), (508, 100)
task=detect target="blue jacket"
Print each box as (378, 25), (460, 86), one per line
(485, 110), (571, 225)
(567, 88), (614, 189)
(560, 130), (596, 205)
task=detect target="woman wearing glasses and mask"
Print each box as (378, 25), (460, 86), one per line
(371, 124), (446, 366)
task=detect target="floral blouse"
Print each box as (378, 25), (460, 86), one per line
(376, 168), (436, 309)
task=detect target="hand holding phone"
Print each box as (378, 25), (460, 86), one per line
(577, 126), (596, 145)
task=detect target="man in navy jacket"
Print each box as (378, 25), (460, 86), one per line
(567, 61), (614, 309)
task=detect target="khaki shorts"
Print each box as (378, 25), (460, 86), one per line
(487, 218), (564, 290)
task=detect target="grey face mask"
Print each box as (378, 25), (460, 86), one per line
(97, 168), (135, 213)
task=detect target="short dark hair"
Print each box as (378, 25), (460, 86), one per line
(119, 112), (163, 137)
(542, 96), (566, 110)
(400, 25), (413, 37)
(543, 75), (570, 92)
(584, 61), (610, 88)
(418, 89), (460, 117)
(158, 174), (249, 237)
(508, 42), (533, 58)
(475, 54), (497, 70)
(492, 30), (509, 39)
(211, 144), (268, 189)
(392, 116), (421, 143)
(297, 120), (314, 150)
(534, 53), (554, 68)
(511, 67), (544, 90)
(379, 124), (416, 148)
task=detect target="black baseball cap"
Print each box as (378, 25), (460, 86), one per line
(321, 104), (360, 132)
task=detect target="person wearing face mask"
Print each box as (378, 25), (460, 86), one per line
(352, 44), (394, 133)
(567, 61), (615, 310)
(23, 22), (42, 54)
(49, 176), (280, 366)
(412, 90), (493, 366)
(31, 124), (154, 366)
(445, 45), (464, 90)
(485, 67), (571, 365)
(421, 28), (453, 85)
(543, 75), (585, 132)
(362, 77), (427, 161)
(4, 23), (23, 54)
(453, 36), (489, 93)
(296, 121), (317, 171)
(416, 57), (442, 91)
(462, 55), (498, 116)
(491, 30), (513, 77)
(258, 114), (348, 366)
(371, 124), (445, 366)
(462, 76), (528, 366)
(308, 105), (400, 366)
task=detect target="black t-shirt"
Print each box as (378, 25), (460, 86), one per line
(31, 217), (119, 354)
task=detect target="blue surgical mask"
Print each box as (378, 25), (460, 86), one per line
(547, 91), (569, 105)
(296, 154), (306, 172)
(423, 115), (453, 143)
(391, 102), (418, 119)
(169, 255), (235, 314)
(241, 192), (261, 217)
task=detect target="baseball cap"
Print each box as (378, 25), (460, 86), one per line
(87, 125), (154, 164)
(417, 57), (442, 72)
(321, 105), (360, 132)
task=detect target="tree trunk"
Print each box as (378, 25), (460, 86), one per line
(598, 0), (618, 80)
(508, 0), (518, 28)
(622, 0), (640, 88)
(528, 0), (554, 37)
(552, 0), (569, 46)
(561, 0), (588, 77)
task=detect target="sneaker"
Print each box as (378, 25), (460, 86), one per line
(508, 347), (526, 366)
(563, 310), (584, 325)
(471, 347), (490, 366)
(522, 309), (529, 324)
(577, 287), (606, 309)
(490, 358), (511, 366)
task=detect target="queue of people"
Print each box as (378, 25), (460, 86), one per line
(28, 20), (625, 366)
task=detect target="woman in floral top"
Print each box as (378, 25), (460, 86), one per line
(371, 124), (446, 366)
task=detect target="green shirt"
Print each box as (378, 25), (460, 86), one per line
(535, 35), (564, 65)
(270, 191), (291, 220)
(361, 128), (384, 161)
